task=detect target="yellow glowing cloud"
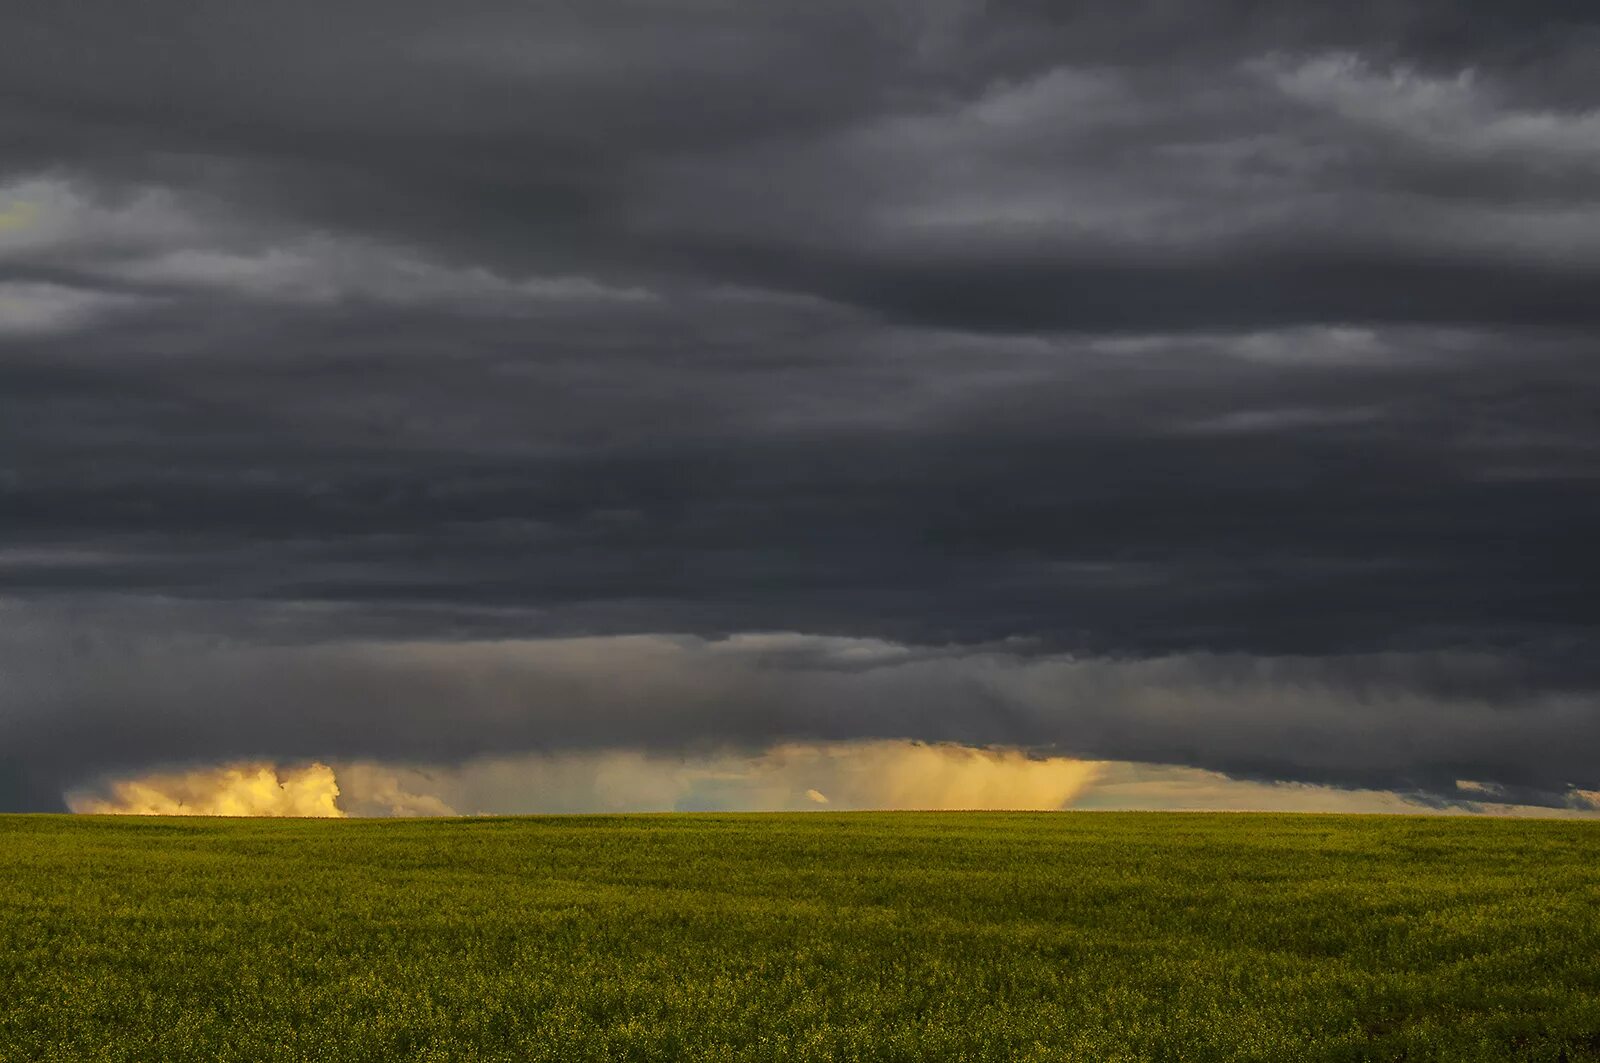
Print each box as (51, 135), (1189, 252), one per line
(326, 741), (1104, 815)
(754, 740), (1103, 811)
(69, 762), (345, 817)
(70, 744), (1594, 819)
(66, 743), (1103, 817)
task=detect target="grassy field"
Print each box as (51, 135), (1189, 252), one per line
(1, 813), (1598, 1062)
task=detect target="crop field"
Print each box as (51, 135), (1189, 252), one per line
(1, 813), (1598, 1062)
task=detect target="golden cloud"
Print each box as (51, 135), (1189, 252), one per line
(67, 744), (1599, 818)
(68, 762), (344, 817)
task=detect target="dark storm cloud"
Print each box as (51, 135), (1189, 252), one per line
(4, 614), (1598, 813)
(2, 1), (1599, 809)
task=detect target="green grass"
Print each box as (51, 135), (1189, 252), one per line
(2, 813), (1598, 1062)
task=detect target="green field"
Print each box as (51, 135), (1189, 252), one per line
(2, 813), (1598, 1062)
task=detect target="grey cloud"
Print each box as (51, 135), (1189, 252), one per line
(2, 1), (1599, 810)
(2, 612), (1596, 812)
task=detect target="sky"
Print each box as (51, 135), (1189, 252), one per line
(2, 1), (1598, 816)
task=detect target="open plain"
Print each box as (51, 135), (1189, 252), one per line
(2, 812), (1598, 1061)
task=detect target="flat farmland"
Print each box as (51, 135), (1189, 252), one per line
(2, 813), (1597, 1061)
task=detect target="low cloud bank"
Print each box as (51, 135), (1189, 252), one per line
(65, 742), (1599, 819)
(10, 617), (1600, 815)
(68, 742), (1101, 817)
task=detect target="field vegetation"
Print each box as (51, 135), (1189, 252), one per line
(2, 812), (1598, 1061)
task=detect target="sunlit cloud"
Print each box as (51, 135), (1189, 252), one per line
(66, 742), (1101, 817)
(334, 741), (1106, 816)
(68, 762), (345, 818)
(65, 742), (1600, 819)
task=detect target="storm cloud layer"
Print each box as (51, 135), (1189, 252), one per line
(2, 1), (1598, 811)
